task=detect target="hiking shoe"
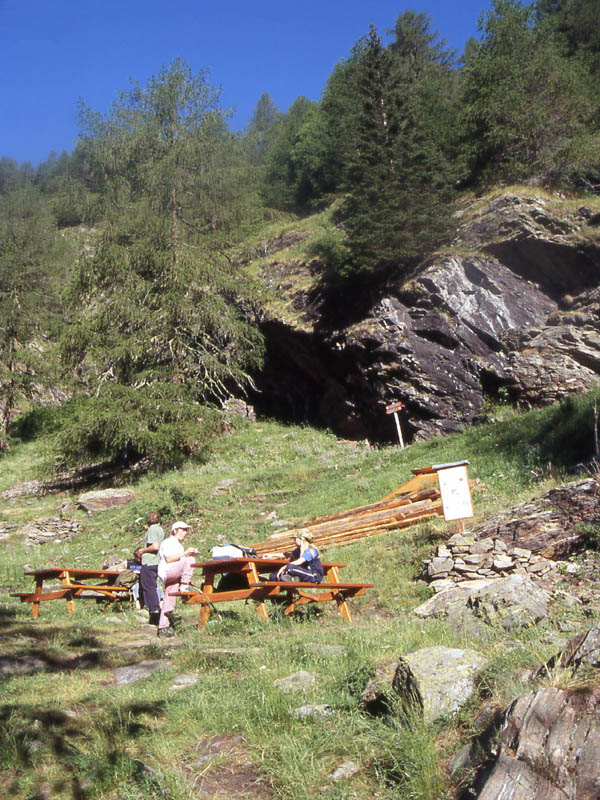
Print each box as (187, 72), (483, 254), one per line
(148, 611), (160, 626)
(157, 627), (175, 638)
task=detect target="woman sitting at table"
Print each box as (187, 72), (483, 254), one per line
(157, 521), (198, 637)
(272, 529), (323, 584)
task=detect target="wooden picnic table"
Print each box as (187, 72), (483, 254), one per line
(11, 567), (131, 618)
(179, 557), (373, 628)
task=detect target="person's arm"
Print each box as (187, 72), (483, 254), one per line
(163, 545), (197, 563)
(136, 542), (160, 556)
(277, 547), (309, 578)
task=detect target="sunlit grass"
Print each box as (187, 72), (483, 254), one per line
(2, 393), (600, 798)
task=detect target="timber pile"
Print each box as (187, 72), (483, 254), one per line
(252, 472), (446, 555)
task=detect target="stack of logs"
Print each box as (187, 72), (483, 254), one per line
(252, 472), (445, 555)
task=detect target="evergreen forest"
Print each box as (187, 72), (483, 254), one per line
(2, 0), (600, 472)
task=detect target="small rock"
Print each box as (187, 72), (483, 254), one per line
(331, 760), (361, 781)
(77, 489), (134, 512)
(471, 539), (494, 554)
(112, 659), (170, 686)
(169, 673), (199, 691)
(493, 555), (514, 570)
(292, 704), (333, 718)
(274, 670), (317, 692)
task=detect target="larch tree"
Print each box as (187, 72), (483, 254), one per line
(60, 59), (264, 470)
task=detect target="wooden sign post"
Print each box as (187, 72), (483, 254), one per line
(385, 401), (405, 448)
(412, 461), (473, 532)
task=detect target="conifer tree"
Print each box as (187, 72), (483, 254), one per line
(60, 60), (264, 469)
(338, 23), (456, 279)
(0, 186), (64, 435)
(461, 0), (597, 185)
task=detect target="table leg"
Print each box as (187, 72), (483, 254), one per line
(198, 577), (214, 630)
(248, 563), (269, 622)
(327, 566), (352, 623)
(32, 578), (43, 619)
(62, 572), (75, 614)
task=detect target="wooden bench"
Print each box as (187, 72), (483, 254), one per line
(174, 556), (373, 628)
(247, 581), (374, 621)
(11, 568), (132, 617)
(178, 578), (373, 624)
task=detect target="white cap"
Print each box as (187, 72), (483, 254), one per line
(171, 521), (192, 532)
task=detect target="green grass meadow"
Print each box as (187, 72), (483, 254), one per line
(2, 393), (600, 799)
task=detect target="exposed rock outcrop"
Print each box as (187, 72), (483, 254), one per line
(470, 686), (600, 800)
(413, 574), (551, 630)
(251, 192), (600, 443)
(467, 478), (600, 558)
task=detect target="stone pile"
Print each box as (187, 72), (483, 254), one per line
(20, 518), (81, 546)
(424, 532), (557, 592)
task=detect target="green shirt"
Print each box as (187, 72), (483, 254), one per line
(142, 523), (165, 566)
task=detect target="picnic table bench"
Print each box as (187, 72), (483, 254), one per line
(178, 557), (373, 628)
(11, 568), (131, 617)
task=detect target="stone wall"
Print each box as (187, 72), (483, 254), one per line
(424, 532), (558, 593)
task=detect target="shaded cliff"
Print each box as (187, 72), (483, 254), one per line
(249, 191), (600, 442)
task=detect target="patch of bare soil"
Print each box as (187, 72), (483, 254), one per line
(185, 734), (274, 799)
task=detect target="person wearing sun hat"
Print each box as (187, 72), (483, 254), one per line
(157, 521), (198, 637)
(272, 528), (323, 584)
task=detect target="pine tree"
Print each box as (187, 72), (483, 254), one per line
(461, 0), (598, 185)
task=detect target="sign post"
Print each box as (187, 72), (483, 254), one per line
(385, 401), (405, 448)
(412, 461), (473, 532)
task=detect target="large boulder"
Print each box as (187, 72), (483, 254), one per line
(413, 574), (551, 630)
(394, 646), (488, 723)
(77, 489), (134, 512)
(360, 647), (488, 723)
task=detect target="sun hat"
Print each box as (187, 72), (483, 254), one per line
(297, 528), (314, 542)
(171, 521), (192, 532)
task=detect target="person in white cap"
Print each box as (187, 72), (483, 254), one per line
(157, 521), (197, 637)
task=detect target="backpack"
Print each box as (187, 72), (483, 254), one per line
(211, 543), (257, 559)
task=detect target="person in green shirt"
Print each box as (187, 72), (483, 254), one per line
(134, 511), (165, 625)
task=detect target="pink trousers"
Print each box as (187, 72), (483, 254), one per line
(158, 557), (194, 630)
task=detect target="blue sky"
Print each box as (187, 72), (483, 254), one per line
(1, 0), (489, 166)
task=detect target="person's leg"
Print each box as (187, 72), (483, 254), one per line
(286, 565), (320, 583)
(179, 556), (194, 589)
(158, 562), (185, 630)
(140, 565), (160, 614)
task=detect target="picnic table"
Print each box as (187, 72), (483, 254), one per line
(11, 568), (131, 617)
(179, 557), (373, 628)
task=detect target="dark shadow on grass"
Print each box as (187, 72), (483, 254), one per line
(1, 699), (167, 799)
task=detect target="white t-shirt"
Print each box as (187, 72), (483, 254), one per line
(158, 536), (184, 581)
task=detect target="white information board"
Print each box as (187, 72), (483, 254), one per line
(437, 465), (473, 522)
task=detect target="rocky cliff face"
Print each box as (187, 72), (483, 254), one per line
(251, 192), (600, 442)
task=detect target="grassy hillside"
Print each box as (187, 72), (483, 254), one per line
(1, 394), (599, 799)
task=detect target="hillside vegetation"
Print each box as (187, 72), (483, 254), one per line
(2, 2), (600, 796)
(2, 0), (600, 472)
(1, 393), (600, 799)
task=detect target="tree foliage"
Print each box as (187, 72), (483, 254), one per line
(60, 60), (264, 468)
(336, 19), (458, 278)
(461, 0), (598, 185)
(0, 186), (65, 434)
